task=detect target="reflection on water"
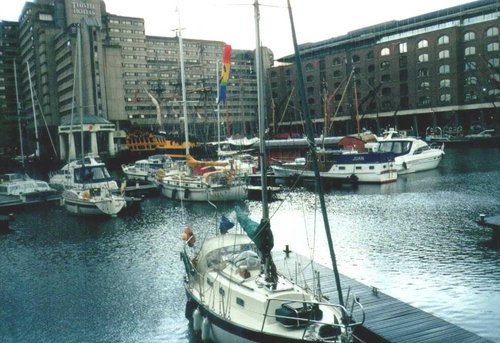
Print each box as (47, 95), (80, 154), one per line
(0, 148), (499, 342)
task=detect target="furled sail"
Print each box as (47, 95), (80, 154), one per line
(235, 206), (277, 283)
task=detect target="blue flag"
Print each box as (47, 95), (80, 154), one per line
(219, 215), (234, 234)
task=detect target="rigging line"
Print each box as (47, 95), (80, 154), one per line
(34, 93), (57, 156)
(328, 69), (355, 132)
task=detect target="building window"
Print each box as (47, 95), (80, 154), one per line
(333, 70), (341, 77)
(381, 100), (392, 110)
(489, 58), (500, 68)
(438, 65), (450, 74)
(464, 47), (476, 56)
(307, 86), (314, 94)
(380, 47), (390, 56)
(368, 64), (375, 73)
(399, 42), (407, 53)
(418, 68), (429, 77)
(486, 27), (499, 37)
(438, 35), (449, 45)
(399, 55), (408, 68)
(465, 91), (477, 102)
(367, 51), (374, 59)
(417, 39), (428, 49)
(464, 31), (476, 41)
(381, 74), (391, 82)
(491, 73), (500, 82)
(418, 54), (429, 63)
(306, 75), (314, 82)
(381, 87), (392, 96)
(439, 79), (451, 89)
(418, 81), (430, 90)
(380, 61), (390, 70)
(465, 61), (476, 71)
(465, 76), (478, 85)
(488, 89), (500, 99)
(332, 58), (341, 66)
(438, 50), (450, 59)
(400, 70), (408, 81)
(418, 96), (431, 106)
(440, 94), (451, 103)
(305, 63), (314, 71)
(352, 54), (360, 63)
(487, 42), (499, 52)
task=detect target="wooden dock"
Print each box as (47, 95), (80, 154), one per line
(273, 250), (491, 343)
(0, 193), (61, 214)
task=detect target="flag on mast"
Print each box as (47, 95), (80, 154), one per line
(218, 44), (232, 104)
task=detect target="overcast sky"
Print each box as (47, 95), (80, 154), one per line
(2, 0), (475, 58)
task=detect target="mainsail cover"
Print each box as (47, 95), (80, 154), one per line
(235, 206), (273, 256)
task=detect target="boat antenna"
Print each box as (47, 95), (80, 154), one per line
(287, 0), (345, 309)
(13, 60), (25, 170)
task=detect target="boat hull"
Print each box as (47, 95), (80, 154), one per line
(396, 153), (443, 175)
(160, 183), (246, 202)
(62, 190), (126, 216)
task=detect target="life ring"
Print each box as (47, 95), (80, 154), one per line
(156, 169), (166, 180)
(82, 190), (91, 201)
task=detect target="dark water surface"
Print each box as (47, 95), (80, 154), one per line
(1, 147), (499, 342)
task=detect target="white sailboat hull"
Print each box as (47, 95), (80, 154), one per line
(161, 183), (246, 202)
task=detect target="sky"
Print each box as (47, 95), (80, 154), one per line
(1, 0), (476, 58)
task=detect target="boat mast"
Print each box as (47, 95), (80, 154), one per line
(77, 23), (85, 161)
(26, 61), (40, 158)
(13, 60), (25, 170)
(176, 9), (190, 157)
(255, 0), (269, 220)
(215, 62), (221, 155)
(287, 0), (345, 309)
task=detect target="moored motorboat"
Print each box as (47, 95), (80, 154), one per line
(375, 137), (444, 174)
(61, 187), (126, 217)
(0, 173), (58, 203)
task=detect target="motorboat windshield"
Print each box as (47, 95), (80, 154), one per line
(378, 140), (412, 154)
(74, 165), (113, 184)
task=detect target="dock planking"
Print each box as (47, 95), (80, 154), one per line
(273, 250), (491, 343)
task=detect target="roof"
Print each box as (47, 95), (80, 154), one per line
(60, 115), (111, 126)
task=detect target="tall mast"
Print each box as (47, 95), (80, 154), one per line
(26, 61), (40, 158)
(78, 23), (84, 161)
(13, 60), (25, 169)
(216, 62), (221, 155)
(177, 9), (189, 157)
(287, 0), (345, 310)
(255, 0), (269, 220)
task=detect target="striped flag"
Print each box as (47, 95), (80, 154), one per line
(218, 45), (232, 104)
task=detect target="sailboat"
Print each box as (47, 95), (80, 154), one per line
(159, 14), (247, 203)
(59, 24), (127, 217)
(179, 1), (364, 342)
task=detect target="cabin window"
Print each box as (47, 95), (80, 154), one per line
(236, 298), (245, 307)
(219, 287), (225, 296)
(356, 166), (362, 170)
(207, 278), (214, 287)
(369, 166), (375, 170)
(339, 166), (346, 170)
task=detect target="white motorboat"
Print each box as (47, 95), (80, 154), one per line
(179, 3), (364, 342)
(121, 154), (183, 181)
(61, 187), (126, 217)
(375, 137), (445, 175)
(49, 155), (119, 191)
(160, 170), (247, 202)
(0, 173), (58, 202)
(271, 149), (397, 184)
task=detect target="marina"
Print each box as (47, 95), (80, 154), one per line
(0, 146), (498, 342)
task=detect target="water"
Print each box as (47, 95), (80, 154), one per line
(1, 147), (499, 342)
